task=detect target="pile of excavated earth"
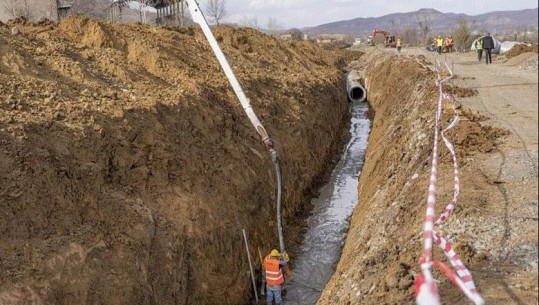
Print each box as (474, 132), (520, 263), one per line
(1, 16), (537, 305)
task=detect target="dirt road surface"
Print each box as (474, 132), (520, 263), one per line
(445, 49), (538, 304)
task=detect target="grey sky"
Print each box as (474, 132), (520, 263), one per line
(222, 0), (538, 29)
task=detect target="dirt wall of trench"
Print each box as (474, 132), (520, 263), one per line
(0, 17), (356, 304)
(318, 50), (507, 304)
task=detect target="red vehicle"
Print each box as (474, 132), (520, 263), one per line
(368, 29), (396, 47)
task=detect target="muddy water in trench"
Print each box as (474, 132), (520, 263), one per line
(282, 101), (371, 305)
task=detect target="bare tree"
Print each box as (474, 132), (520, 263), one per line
(266, 17), (283, 38)
(239, 16), (259, 29)
(452, 18), (472, 52)
(1, 0), (32, 20)
(416, 15), (432, 45)
(288, 28), (303, 41)
(387, 19), (397, 34)
(396, 26), (419, 46)
(205, 0), (226, 25)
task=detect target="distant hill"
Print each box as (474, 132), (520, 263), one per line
(305, 8), (539, 37)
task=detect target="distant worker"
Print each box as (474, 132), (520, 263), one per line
(445, 35), (454, 53)
(264, 249), (289, 305)
(396, 38), (401, 53)
(482, 33), (495, 64)
(475, 37), (483, 61)
(436, 35), (444, 54)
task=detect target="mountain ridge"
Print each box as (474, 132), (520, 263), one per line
(303, 7), (539, 37)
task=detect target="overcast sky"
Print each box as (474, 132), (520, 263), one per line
(221, 0), (538, 29)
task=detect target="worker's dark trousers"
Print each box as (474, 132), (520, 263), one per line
(477, 49), (483, 61)
(485, 48), (492, 64)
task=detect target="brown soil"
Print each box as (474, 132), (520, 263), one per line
(319, 47), (538, 305)
(0, 17), (356, 304)
(503, 44), (539, 59)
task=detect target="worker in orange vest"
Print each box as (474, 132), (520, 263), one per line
(396, 38), (402, 53)
(445, 35), (454, 53)
(264, 249), (289, 305)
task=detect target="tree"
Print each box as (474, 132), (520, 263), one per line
(239, 16), (259, 30)
(396, 26), (419, 46)
(416, 15), (432, 45)
(266, 17), (283, 38)
(205, 0), (226, 26)
(288, 28), (303, 41)
(1, 0), (32, 20)
(387, 19), (397, 35)
(452, 18), (472, 52)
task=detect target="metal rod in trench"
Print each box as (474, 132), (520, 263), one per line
(288, 278), (323, 292)
(242, 229), (259, 302)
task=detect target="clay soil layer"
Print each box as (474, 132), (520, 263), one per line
(0, 17), (356, 305)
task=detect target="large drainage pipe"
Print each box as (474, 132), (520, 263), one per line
(346, 70), (367, 103)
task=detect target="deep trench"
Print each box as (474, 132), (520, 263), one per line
(281, 100), (371, 305)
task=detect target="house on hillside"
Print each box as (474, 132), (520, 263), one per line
(279, 32), (293, 40)
(0, 0), (74, 22)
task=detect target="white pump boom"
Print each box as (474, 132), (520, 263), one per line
(184, 0), (269, 142)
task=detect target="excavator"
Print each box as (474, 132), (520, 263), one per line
(367, 29), (396, 48)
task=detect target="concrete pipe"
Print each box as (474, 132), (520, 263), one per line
(346, 70), (367, 103)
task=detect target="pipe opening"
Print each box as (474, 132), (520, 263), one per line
(346, 70), (367, 103)
(350, 86), (366, 102)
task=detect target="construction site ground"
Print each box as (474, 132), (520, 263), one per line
(0, 17), (537, 305)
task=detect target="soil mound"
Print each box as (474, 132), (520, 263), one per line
(0, 16), (356, 304)
(503, 44), (538, 58)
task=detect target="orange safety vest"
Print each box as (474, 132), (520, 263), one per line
(445, 38), (454, 46)
(264, 255), (284, 286)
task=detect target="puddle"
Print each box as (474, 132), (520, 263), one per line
(282, 101), (371, 304)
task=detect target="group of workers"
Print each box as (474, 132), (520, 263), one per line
(433, 34), (454, 54)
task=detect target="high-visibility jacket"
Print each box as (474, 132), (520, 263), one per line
(264, 255), (284, 286)
(396, 39), (401, 47)
(445, 38), (454, 46)
(437, 38), (444, 47)
(476, 39), (483, 50)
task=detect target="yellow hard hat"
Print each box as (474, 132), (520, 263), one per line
(270, 249), (280, 257)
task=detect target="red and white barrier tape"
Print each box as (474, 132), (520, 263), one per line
(435, 93), (460, 226)
(414, 59), (484, 305)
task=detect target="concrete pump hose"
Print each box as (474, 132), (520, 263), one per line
(186, 0), (286, 256)
(271, 149), (286, 254)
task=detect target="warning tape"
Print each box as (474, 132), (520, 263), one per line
(414, 59), (484, 305)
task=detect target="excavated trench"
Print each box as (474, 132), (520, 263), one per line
(282, 100), (371, 304)
(1, 17), (507, 305)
